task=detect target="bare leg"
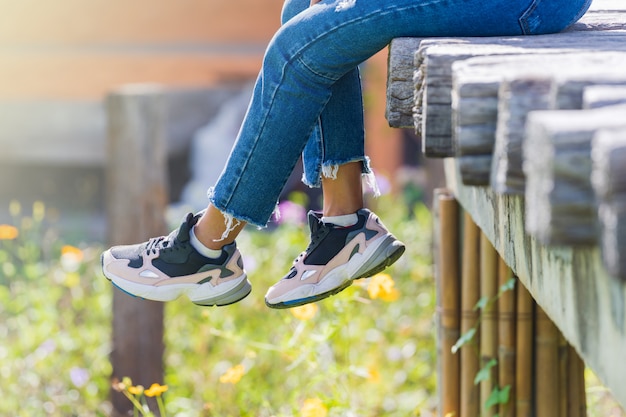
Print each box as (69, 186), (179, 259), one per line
(194, 161), (363, 249)
(322, 161), (364, 217)
(194, 204), (247, 250)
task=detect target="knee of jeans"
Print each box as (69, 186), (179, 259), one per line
(281, 0), (310, 24)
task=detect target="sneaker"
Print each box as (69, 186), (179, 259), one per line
(265, 208), (405, 309)
(101, 212), (251, 306)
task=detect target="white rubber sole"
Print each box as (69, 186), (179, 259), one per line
(104, 268), (251, 307)
(266, 234), (405, 308)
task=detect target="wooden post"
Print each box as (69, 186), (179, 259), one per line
(436, 189), (461, 417)
(497, 259), (516, 417)
(480, 233), (498, 417)
(106, 84), (169, 417)
(515, 283), (534, 417)
(460, 211), (481, 417)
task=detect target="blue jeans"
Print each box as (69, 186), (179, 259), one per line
(210, 0), (592, 227)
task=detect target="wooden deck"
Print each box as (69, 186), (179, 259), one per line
(386, 0), (626, 412)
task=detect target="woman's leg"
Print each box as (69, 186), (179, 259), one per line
(209, 0), (591, 228)
(321, 161), (363, 217)
(103, 0), (591, 306)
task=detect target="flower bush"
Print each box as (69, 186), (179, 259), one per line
(2, 197), (621, 416)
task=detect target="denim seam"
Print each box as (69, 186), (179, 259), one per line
(217, 51), (295, 212)
(288, 1), (436, 79)
(518, 0), (537, 35)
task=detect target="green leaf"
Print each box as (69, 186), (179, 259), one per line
(499, 277), (516, 294)
(451, 328), (476, 354)
(485, 385), (511, 409)
(474, 358), (498, 385)
(474, 296), (490, 311)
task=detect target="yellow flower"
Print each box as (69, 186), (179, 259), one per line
(367, 273), (400, 302)
(367, 365), (381, 383)
(300, 398), (328, 417)
(144, 383), (168, 397)
(219, 364), (245, 384)
(61, 245), (84, 262)
(112, 376), (132, 392)
(61, 245), (84, 274)
(127, 385), (144, 395)
(0, 225), (19, 240)
(290, 303), (318, 321)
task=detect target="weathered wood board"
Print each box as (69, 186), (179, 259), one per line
(524, 104), (626, 245)
(491, 77), (553, 194)
(386, 6), (626, 156)
(592, 127), (626, 281)
(451, 53), (626, 185)
(583, 85), (626, 109)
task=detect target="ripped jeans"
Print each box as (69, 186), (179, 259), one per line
(209, 0), (592, 227)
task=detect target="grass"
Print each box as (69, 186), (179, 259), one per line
(0, 196), (437, 416)
(0, 195), (624, 416)
(161, 196), (438, 416)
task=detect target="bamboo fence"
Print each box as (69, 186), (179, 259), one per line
(434, 198), (587, 417)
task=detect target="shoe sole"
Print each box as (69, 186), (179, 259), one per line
(265, 235), (406, 309)
(102, 253), (252, 307)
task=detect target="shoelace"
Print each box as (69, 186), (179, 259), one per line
(144, 214), (197, 255)
(145, 236), (171, 255)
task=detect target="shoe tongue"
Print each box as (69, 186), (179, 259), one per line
(172, 212), (198, 243)
(307, 210), (324, 234)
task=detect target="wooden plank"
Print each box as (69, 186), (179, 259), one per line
(524, 104), (626, 245)
(386, 7), (626, 156)
(452, 52), (626, 186)
(386, 37), (424, 129)
(588, 0), (626, 13)
(591, 127), (626, 281)
(583, 85), (626, 109)
(444, 157), (626, 410)
(491, 77), (552, 195)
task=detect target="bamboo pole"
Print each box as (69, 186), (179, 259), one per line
(498, 259), (516, 417)
(436, 189), (461, 417)
(515, 283), (534, 417)
(558, 334), (569, 417)
(567, 346), (587, 417)
(535, 307), (559, 417)
(460, 211), (481, 417)
(480, 233), (498, 417)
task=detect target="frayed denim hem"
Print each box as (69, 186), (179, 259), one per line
(207, 187), (272, 230)
(302, 156), (375, 189)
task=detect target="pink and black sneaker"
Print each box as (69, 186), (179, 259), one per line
(101, 212), (251, 307)
(265, 208), (405, 309)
